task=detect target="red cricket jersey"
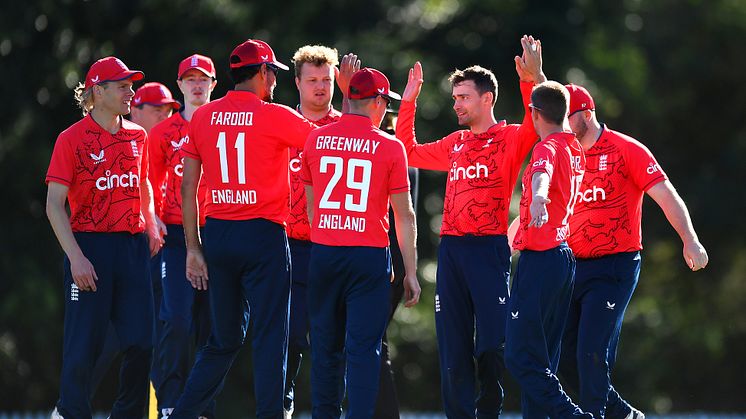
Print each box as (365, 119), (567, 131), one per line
(287, 108), (342, 241)
(301, 114), (410, 247)
(568, 126), (667, 258)
(513, 132), (585, 251)
(396, 81), (537, 236)
(46, 115), (149, 233)
(149, 112), (208, 226)
(181, 90), (316, 223)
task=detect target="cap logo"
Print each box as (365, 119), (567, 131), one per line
(191, 56), (199, 66)
(261, 55), (269, 60)
(377, 87), (386, 94)
(134, 97), (141, 104)
(91, 75), (99, 84)
(160, 86), (168, 96)
(582, 103), (587, 108)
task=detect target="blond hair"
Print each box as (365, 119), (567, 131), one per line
(292, 45), (339, 78)
(73, 82), (94, 116)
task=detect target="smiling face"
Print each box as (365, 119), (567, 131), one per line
(177, 69), (217, 107)
(95, 79), (135, 116)
(296, 62), (334, 112)
(452, 80), (490, 127)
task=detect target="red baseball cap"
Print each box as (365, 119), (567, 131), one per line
(348, 68), (401, 101)
(178, 54), (216, 79)
(132, 82), (181, 110)
(84, 56), (144, 90)
(566, 84), (595, 115)
(229, 39), (289, 71)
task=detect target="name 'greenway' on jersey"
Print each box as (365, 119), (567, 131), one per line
(301, 114), (410, 247)
(395, 81), (538, 236)
(181, 90), (316, 223)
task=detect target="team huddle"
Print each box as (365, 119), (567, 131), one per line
(45, 35), (709, 419)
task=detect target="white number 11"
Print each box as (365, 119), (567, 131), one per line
(216, 132), (246, 184)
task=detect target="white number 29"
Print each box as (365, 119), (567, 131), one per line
(319, 156), (372, 213)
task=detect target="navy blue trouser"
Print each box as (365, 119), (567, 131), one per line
(156, 224), (213, 416)
(56, 232), (154, 419)
(284, 238), (312, 413)
(171, 218), (290, 419)
(559, 252), (641, 419)
(89, 250), (164, 399)
(435, 235), (510, 419)
(505, 243), (589, 419)
(308, 244), (391, 419)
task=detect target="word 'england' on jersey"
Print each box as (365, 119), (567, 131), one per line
(317, 214), (367, 232)
(211, 188), (257, 205)
(210, 112), (254, 126)
(315, 135), (382, 154)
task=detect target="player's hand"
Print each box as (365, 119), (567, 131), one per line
(146, 222), (164, 257)
(186, 247), (209, 290)
(401, 61), (424, 103)
(156, 215), (168, 240)
(336, 53), (361, 97)
(403, 274), (421, 307)
(69, 253), (98, 292)
(528, 195), (551, 228)
(515, 35), (545, 83)
(683, 240), (708, 271)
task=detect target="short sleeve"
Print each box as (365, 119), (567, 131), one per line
(626, 140), (667, 191)
(300, 133), (314, 185)
(388, 140), (411, 194)
(528, 142), (556, 180)
(46, 134), (75, 186)
(181, 117), (201, 160)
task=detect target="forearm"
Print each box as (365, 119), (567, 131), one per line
(140, 178), (157, 226)
(531, 172), (550, 199)
(181, 183), (201, 249)
(650, 181), (700, 244)
(46, 201), (83, 260)
(394, 209), (418, 275)
(305, 185), (315, 224)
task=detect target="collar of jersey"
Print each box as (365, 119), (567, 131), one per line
(469, 120), (507, 139)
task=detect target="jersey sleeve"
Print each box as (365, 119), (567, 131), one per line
(273, 105), (318, 149)
(626, 140), (668, 191)
(507, 81), (540, 163)
(527, 142), (556, 180)
(299, 135), (314, 185)
(395, 100), (454, 171)
(148, 126), (167, 215)
(388, 140), (411, 194)
(46, 133), (75, 186)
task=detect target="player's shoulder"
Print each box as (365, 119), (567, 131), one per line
(121, 117), (147, 136)
(265, 102), (306, 119)
(604, 126), (654, 155)
(58, 116), (90, 143)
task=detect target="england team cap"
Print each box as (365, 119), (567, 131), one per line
(132, 82), (181, 110)
(229, 39), (289, 71)
(84, 56), (144, 90)
(566, 83), (595, 116)
(348, 68), (401, 101)
(178, 54), (216, 79)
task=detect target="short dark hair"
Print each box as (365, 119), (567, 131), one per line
(229, 63), (262, 85)
(530, 81), (569, 125)
(448, 66), (498, 105)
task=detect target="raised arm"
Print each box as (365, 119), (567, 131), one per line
(646, 180), (709, 271)
(396, 62), (453, 171)
(510, 35), (545, 159)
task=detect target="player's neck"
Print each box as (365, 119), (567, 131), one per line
(537, 124), (565, 140)
(469, 113), (498, 135)
(299, 103), (331, 122)
(579, 120), (603, 150)
(90, 107), (122, 134)
(181, 101), (202, 122)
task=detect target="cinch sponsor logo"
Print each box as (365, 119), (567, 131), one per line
(289, 152), (303, 173)
(576, 186), (607, 203)
(96, 170), (140, 191)
(646, 162), (660, 175)
(449, 161), (489, 181)
(174, 158), (184, 177)
(171, 136), (188, 150)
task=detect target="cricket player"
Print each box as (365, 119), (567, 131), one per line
(167, 39), (316, 419)
(396, 35), (545, 418)
(301, 67), (420, 419)
(149, 54), (217, 418)
(505, 81), (590, 418)
(284, 44), (343, 418)
(46, 56), (161, 418)
(559, 84), (709, 419)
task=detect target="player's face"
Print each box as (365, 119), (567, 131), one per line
(178, 69), (216, 107)
(568, 110), (588, 139)
(263, 65), (278, 102)
(452, 81), (487, 127)
(131, 103), (174, 133)
(296, 63), (334, 111)
(97, 80), (135, 116)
